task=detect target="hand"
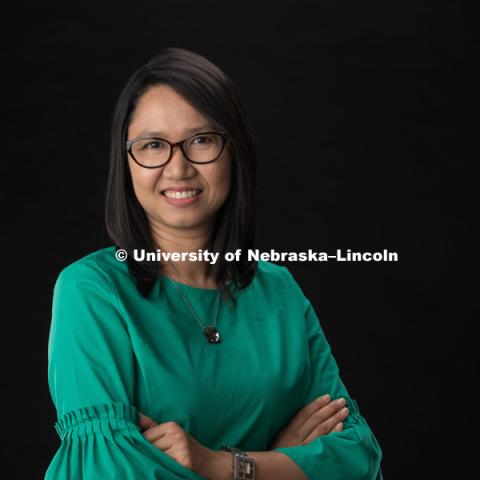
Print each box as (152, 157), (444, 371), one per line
(268, 394), (349, 448)
(138, 412), (219, 477)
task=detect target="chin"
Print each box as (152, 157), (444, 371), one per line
(161, 215), (207, 230)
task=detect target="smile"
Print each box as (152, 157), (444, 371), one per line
(162, 189), (202, 199)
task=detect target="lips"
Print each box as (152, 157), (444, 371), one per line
(161, 189), (202, 198)
(161, 187), (203, 194)
(162, 188), (203, 206)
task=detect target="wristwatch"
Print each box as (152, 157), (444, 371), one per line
(220, 445), (256, 480)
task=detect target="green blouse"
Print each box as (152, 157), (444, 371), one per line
(45, 246), (383, 479)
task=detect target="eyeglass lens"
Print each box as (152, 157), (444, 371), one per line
(131, 133), (224, 167)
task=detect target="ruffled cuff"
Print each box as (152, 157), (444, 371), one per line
(54, 402), (139, 440)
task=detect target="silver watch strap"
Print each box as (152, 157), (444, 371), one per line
(220, 445), (256, 480)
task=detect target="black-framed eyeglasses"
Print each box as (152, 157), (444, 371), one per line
(126, 131), (230, 168)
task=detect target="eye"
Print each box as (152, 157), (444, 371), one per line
(192, 135), (212, 144)
(143, 140), (164, 149)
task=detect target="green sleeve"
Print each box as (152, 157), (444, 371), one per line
(271, 270), (384, 480)
(45, 261), (207, 480)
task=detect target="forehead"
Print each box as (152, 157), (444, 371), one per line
(128, 84), (210, 138)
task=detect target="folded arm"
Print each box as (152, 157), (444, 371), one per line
(46, 261), (208, 480)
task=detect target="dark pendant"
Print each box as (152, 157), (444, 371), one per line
(204, 326), (221, 344)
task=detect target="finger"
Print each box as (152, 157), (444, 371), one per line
(152, 431), (180, 453)
(286, 394), (332, 430)
(316, 406), (349, 435)
(321, 407), (349, 433)
(138, 412), (158, 431)
(303, 420), (344, 445)
(145, 424), (184, 453)
(302, 407), (349, 443)
(143, 424), (167, 442)
(332, 422), (343, 432)
(295, 397), (345, 438)
(143, 421), (180, 443)
(298, 397), (349, 440)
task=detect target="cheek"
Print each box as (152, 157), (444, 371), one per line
(211, 160), (231, 200)
(218, 175), (231, 200)
(129, 162), (160, 198)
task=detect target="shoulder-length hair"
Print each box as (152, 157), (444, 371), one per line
(105, 47), (260, 307)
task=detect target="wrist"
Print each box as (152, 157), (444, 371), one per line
(199, 450), (232, 480)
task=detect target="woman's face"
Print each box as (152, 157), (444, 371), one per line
(127, 84), (231, 236)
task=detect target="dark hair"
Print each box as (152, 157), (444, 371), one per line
(105, 47), (260, 307)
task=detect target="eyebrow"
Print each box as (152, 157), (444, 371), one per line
(136, 124), (215, 138)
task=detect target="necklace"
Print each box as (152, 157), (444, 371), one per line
(167, 276), (222, 344)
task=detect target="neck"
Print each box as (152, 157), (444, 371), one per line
(150, 221), (216, 289)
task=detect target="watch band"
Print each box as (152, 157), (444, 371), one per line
(220, 445), (256, 480)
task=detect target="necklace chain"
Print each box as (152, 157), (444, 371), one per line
(167, 276), (222, 344)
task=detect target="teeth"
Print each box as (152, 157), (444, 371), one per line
(164, 189), (200, 199)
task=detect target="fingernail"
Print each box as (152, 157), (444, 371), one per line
(337, 398), (346, 406)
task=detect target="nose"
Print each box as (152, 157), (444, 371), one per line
(163, 143), (194, 176)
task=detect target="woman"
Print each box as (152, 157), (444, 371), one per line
(45, 47), (383, 480)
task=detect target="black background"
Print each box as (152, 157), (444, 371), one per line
(3, 1), (475, 478)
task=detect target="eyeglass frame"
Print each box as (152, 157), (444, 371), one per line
(126, 131), (230, 169)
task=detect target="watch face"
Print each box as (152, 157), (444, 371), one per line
(234, 454), (255, 479)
